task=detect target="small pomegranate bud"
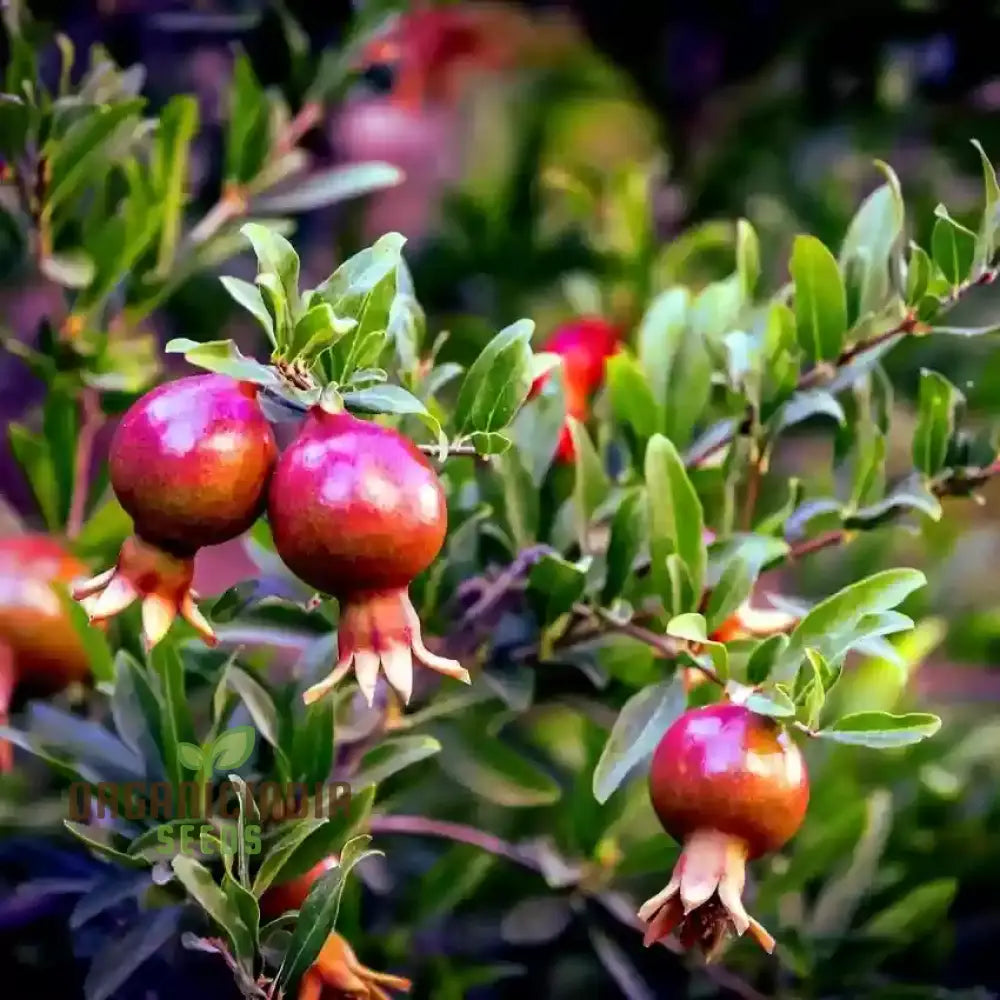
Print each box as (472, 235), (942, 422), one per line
(0, 535), (92, 772)
(259, 855), (339, 921)
(268, 408), (469, 707)
(531, 317), (621, 464)
(298, 931), (411, 1000)
(72, 375), (277, 649)
(639, 703), (809, 959)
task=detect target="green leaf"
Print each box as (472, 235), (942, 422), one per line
(931, 205), (976, 287)
(601, 488), (647, 604)
(252, 818), (331, 897)
(8, 424), (59, 530)
(790, 235), (847, 363)
(241, 222), (301, 321)
(736, 218), (760, 298)
(220, 276), (275, 346)
(292, 698), (335, 785)
(454, 319), (535, 434)
(905, 244), (932, 306)
(972, 139), (1000, 268)
(352, 734), (442, 789)
(845, 476), (942, 527)
(838, 165), (905, 322)
(667, 613), (729, 680)
(912, 369), (963, 476)
(435, 723), (561, 807)
(468, 431), (511, 456)
(340, 385), (440, 449)
(277, 835), (379, 992)
(150, 641), (192, 792)
(816, 711), (942, 748)
(606, 351), (657, 441)
(225, 53), (269, 183)
(774, 569), (927, 680)
(171, 855), (253, 959)
(592, 677), (686, 803)
(286, 303), (355, 362)
(252, 162), (403, 213)
(775, 390), (845, 434)
(567, 417), (609, 551)
(226, 666), (280, 748)
(746, 634), (789, 685)
(861, 878), (956, 941)
(64, 820), (147, 869)
(740, 684), (796, 718)
(153, 95), (199, 276)
(223, 871), (260, 958)
(495, 447), (539, 549)
(645, 434), (706, 607)
(705, 556), (755, 633)
(527, 554), (588, 626)
(164, 338), (277, 386)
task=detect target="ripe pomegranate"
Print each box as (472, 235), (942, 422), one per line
(259, 856), (338, 920)
(296, 931), (411, 1000)
(0, 535), (92, 771)
(72, 375), (277, 649)
(530, 316), (621, 462)
(639, 702), (809, 958)
(268, 406), (469, 706)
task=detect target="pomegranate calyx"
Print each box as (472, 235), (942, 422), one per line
(299, 931), (411, 999)
(303, 588), (469, 707)
(71, 535), (217, 650)
(638, 828), (775, 960)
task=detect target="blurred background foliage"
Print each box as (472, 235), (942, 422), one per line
(4, 2), (1000, 1000)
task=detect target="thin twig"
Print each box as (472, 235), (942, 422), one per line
(416, 442), (479, 457)
(368, 814), (547, 873)
(66, 387), (102, 539)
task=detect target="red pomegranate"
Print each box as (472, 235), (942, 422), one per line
(638, 702), (809, 958)
(259, 856), (339, 920)
(0, 535), (92, 771)
(72, 375), (277, 649)
(531, 316), (621, 462)
(268, 406), (469, 706)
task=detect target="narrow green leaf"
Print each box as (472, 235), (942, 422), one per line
(352, 734), (442, 789)
(736, 218), (760, 298)
(241, 222), (301, 319)
(705, 557), (755, 633)
(905, 244), (932, 305)
(226, 665), (280, 748)
(454, 319), (535, 434)
(164, 338), (277, 386)
(601, 488), (647, 604)
(171, 855), (253, 959)
(252, 162), (403, 213)
(567, 417), (609, 551)
(8, 425), (59, 529)
(606, 351), (657, 441)
(527, 554), (588, 626)
(861, 878), (956, 941)
(741, 685), (796, 718)
(912, 369), (963, 476)
(790, 235), (847, 363)
(592, 677), (686, 803)
(817, 711), (942, 748)
(746, 634), (789, 685)
(645, 434), (706, 605)
(931, 205), (976, 287)
(220, 276), (275, 346)
(252, 818), (330, 897)
(972, 139), (1000, 267)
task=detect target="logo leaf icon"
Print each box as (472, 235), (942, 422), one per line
(210, 725), (256, 772)
(177, 742), (205, 772)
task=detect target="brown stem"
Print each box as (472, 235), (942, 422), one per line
(368, 814), (547, 873)
(741, 453), (762, 532)
(66, 388), (103, 540)
(786, 529), (847, 561)
(416, 442), (479, 457)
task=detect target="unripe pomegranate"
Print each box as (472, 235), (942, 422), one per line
(638, 703), (809, 958)
(0, 535), (91, 771)
(530, 317), (621, 462)
(71, 375), (277, 649)
(268, 406), (469, 706)
(710, 602), (799, 644)
(259, 855), (338, 920)
(296, 931), (411, 1000)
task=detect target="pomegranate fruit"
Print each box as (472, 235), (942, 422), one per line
(638, 702), (809, 958)
(531, 316), (621, 462)
(72, 375), (277, 649)
(296, 931), (411, 1000)
(259, 855), (338, 920)
(268, 406), (469, 706)
(710, 602), (799, 644)
(0, 535), (92, 771)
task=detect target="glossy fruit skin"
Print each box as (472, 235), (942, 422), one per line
(0, 534), (89, 692)
(649, 703), (809, 859)
(110, 374), (277, 556)
(259, 856), (338, 920)
(268, 409), (447, 596)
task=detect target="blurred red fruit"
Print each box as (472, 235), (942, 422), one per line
(259, 855), (339, 921)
